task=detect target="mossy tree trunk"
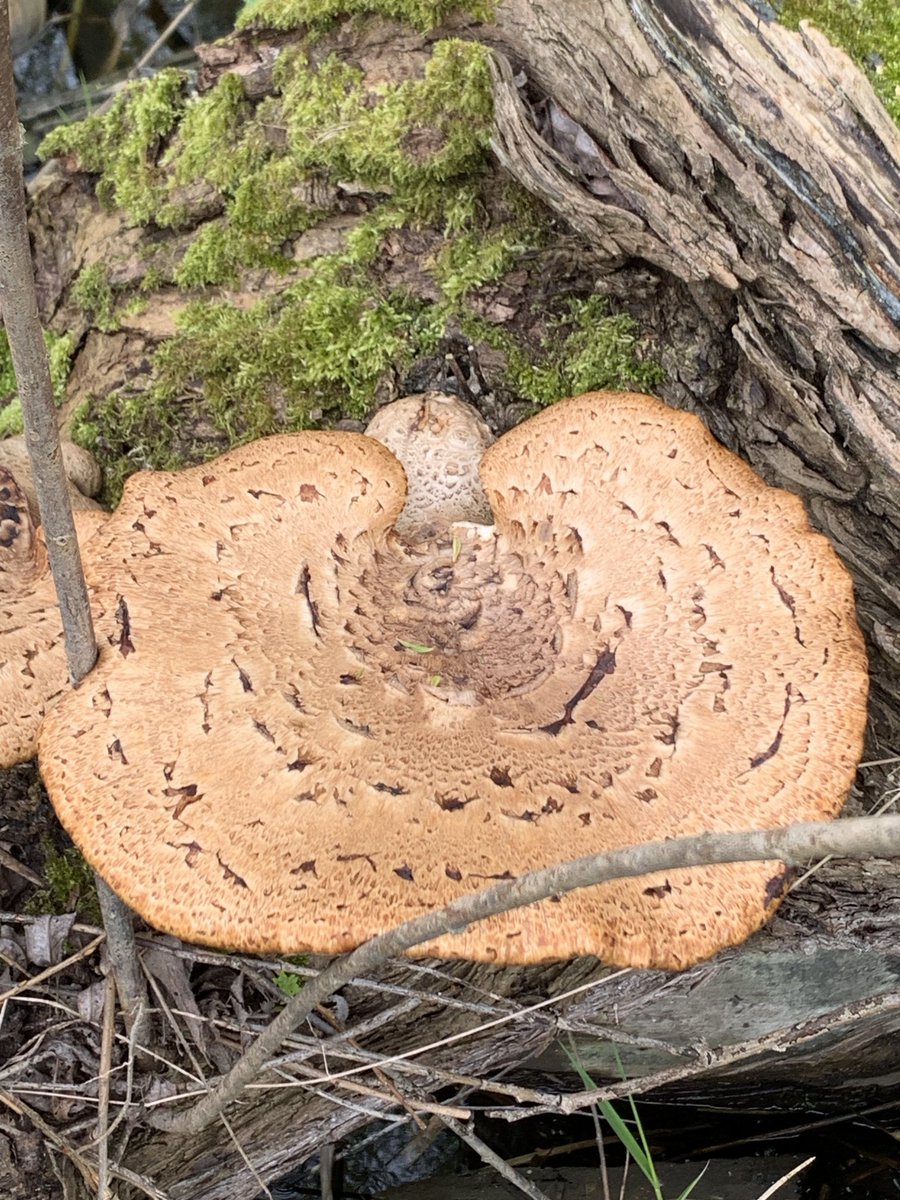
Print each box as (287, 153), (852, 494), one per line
(17, 1), (900, 1196)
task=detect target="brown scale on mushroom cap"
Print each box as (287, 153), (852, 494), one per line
(38, 392), (868, 968)
(0, 468), (106, 765)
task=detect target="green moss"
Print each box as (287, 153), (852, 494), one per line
(237, 0), (494, 34)
(0, 332), (16, 399)
(40, 69), (188, 225)
(230, 159), (323, 241)
(72, 263), (119, 333)
(70, 379), (195, 506)
(779, 0), (900, 124)
(172, 72), (262, 192)
(43, 17), (659, 499)
(0, 401), (21, 439)
(41, 37), (492, 288)
(25, 839), (101, 924)
(0, 330), (76, 437)
(270, 38), (493, 225)
(434, 222), (539, 305)
(163, 268), (427, 425)
(465, 295), (664, 407)
(139, 265), (166, 293)
(176, 221), (273, 287)
(51, 36), (504, 493)
(40, 34), (493, 293)
(123, 296), (148, 318)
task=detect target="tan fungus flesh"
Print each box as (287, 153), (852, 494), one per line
(0, 469), (106, 765)
(38, 393), (868, 968)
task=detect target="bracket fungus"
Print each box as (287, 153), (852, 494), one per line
(0, 465), (105, 765)
(29, 391), (866, 968)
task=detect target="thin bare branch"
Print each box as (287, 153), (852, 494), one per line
(0, 0), (95, 683)
(443, 1115), (554, 1200)
(97, 878), (150, 1046)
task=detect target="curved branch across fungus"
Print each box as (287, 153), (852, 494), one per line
(147, 814), (900, 1136)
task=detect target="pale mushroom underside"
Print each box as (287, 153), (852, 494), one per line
(38, 393), (868, 968)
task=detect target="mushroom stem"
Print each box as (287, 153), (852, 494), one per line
(147, 813), (900, 1136)
(0, 21), (147, 1044)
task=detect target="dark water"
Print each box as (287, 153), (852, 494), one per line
(260, 1097), (900, 1198)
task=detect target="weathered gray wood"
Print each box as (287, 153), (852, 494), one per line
(107, 850), (900, 1199)
(124, 954), (567, 1200)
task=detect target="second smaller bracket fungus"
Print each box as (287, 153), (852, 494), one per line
(0, 467), (105, 767)
(0, 437), (102, 518)
(38, 392), (868, 969)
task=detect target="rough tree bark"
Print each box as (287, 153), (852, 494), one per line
(11, 0), (900, 1196)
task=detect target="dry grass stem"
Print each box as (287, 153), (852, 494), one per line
(0, 933), (104, 1004)
(219, 1108), (272, 1199)
(756, 1155), (816, 1199)
(270, 1061), (471, 1120)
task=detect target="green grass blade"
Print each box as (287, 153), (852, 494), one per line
(561, 1039), (661, 1193)
(675, 1161), (709, 1199)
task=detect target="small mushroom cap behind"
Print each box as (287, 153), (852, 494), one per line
(38, 394), (868, 968)
(365, 391), (494, 534)
(0, 437), (102, 519)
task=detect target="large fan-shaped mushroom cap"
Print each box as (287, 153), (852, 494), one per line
(39, 392), (867, 968)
